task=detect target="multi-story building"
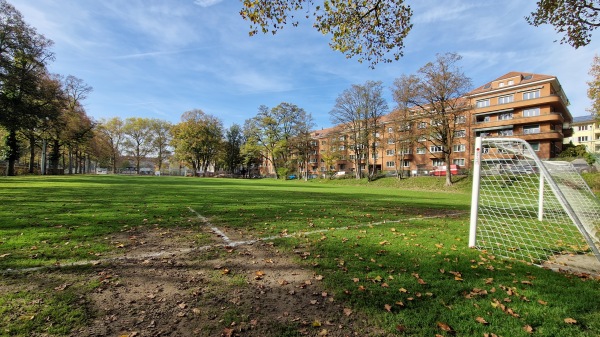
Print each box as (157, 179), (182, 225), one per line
(261, 72), (574, 178)
(568, 115), (600, 153)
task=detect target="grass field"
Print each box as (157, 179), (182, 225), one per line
(1, 175), (599, 336)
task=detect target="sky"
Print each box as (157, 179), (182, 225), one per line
(12, 0), (600, 130)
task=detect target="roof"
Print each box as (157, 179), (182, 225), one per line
(468, 72), (556, 96)
(571, 115), (596, 124)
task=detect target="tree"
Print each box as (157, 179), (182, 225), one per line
(589, 54), (600, 117)
(240, 0), (413, 68)
(171, 109), (224, 176)
(224, 124), (244, 174)
(288, 110), (316, 180)
(245, 103), (310, 179)
(392, 52), (471, 186)
(98, 117), (125, 173)
(330, 80), (388, 180)
(150, 119), (172, 173)
(123, 117), (154, 174)
(527, 0), (600, 49)
(0, 0), (55, 175)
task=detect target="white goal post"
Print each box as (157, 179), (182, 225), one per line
(469, 137), (600, 265)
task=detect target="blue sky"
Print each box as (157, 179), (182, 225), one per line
(13, 0), (600, 129)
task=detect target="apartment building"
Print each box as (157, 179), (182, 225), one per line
(299, 72), (573, 178)
(568, 115), (600, 153)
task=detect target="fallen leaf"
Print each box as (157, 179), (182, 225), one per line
(221, 269), (230, 275)
(523, 325), (534, 333)
(352, 278), (360, 283)
(384, 304), (392, 312)
(537, 300), (547, 305)
(312, 320), (322, 327)
(315, 275), (324, 280)
(54, 283), (71, 291)
(318, 329), (328, 336)
(310, 300), (318, 305)
(437, 322), (453, 332)
(343, 308), (352, 316)
(396, 324), (406, 332)
(399, 287), (408, 293)
(564, 318), (577, 324)
(476, 317), (488, 325)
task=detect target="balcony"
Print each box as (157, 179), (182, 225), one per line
(473, 112), (565, 129)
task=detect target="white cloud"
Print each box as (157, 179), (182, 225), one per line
(194, 0), (224, 8)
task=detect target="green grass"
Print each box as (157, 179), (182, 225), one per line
(1, 175), (599, 336)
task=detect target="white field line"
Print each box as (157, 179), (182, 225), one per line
(1, 210), (468, 274)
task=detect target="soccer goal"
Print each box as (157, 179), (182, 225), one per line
(469, 137), (600, 265)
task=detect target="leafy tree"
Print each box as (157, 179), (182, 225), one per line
(527, 0), (600, 49)
(150, 119), (172, 173)
(392, 52), (471, 186)
(330, 80), (388, 180)
(171, 109), (224, 176)
(224, 124), (244, 174)
(98, 117), (125, 173)
(589, 54), (600, 117)
(240, 0), (413, 68)
(123, 117), (154, 174)
(0, 0), (55, 175)
(245, 103), (310, 179)
(559, 142), (596, 165)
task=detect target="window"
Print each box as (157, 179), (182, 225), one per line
(476, 99), (490, 108)
(388, 127), (394, 133)
(523, 107), (540, 117)
(499, 82), (505, 87)
(417, 136), (427, 142)
(523, 125), (540, 134)
(432, 159), (445, 167)
(387, 138), (394, 144)
(508, 80), (514, 85)
(417, 147), (426, 154)
(402, 160), (410, 168)
(578, 136), (589, 142)
(453, 158), (465, 166)
(339, 136), (345, 141)
(339, 145), (345, 150)
(453, 144), (466, 152)
(309, 158), (317, 163)
(529, 142), (540, 151)
(498, 112), (513, 120)
(498, 95), (514, 104)
(499, 129), (513, 136)
(310, 141), (317, 146)
(386, 149), (395, 156)
(372, 153), (379, 159)
(523, 90), (540, 100)
(430, 145), (444, 153)
(454, 115), (466, 124)
(321, 140), (327, 145)
(386, 161), (395, 168)
(399, 148), (412, 155)
(349, 155), (355, 160)
(431, 119), (442, 126)
(578, 125), (589, 131)
(417, 122), (427, 129)
(454, 130), (466, 138)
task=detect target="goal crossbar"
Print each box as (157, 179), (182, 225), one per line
(469, 137), (600, 264)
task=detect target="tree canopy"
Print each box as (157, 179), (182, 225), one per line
(527, 0), (600, 49)
(589, 54), (600, 117)
(240, 0), (412, 68)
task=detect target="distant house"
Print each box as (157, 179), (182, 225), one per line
(567, 115), (600, 154)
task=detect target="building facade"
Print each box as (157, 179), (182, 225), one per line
(260, 72), (574, 178)
(567, 115), (600, 153)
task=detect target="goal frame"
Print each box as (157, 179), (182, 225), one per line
(469, 137), (600, 263)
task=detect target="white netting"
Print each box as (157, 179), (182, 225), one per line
(471, 138), (600, 264)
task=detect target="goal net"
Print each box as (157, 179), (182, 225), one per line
(469, 137), (600, 265)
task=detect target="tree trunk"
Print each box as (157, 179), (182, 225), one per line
(28, 134), (36, 174)
(6, 129), (19, 176)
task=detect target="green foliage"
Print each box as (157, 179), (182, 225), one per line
(527, 0), (600, 49)
(588, 54), (600, 116)
(559, 142), (596, 165)
(240, 0), (413, 68)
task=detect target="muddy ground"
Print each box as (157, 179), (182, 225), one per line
(4, 223), (388, 337)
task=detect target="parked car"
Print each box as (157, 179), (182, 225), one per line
(430, 165), (459, 176)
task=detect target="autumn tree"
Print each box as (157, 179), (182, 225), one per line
(0, 0), (55, 175)
(245, 103), (310, 179)
(123, 117), (155, 174)
(171, 109), (224, 176)
(527, 0), (600, 49)
(98, 117), (125, 173)
(150, 119), (172, 173)
(392, 52), (471, 186)
(330, 80), (388, 180)
(240, 0), (413, 68)
(589, 54), (600, 117)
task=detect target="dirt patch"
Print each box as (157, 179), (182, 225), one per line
(542, 254), (600, 278)
(4, 225), (384, 337)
